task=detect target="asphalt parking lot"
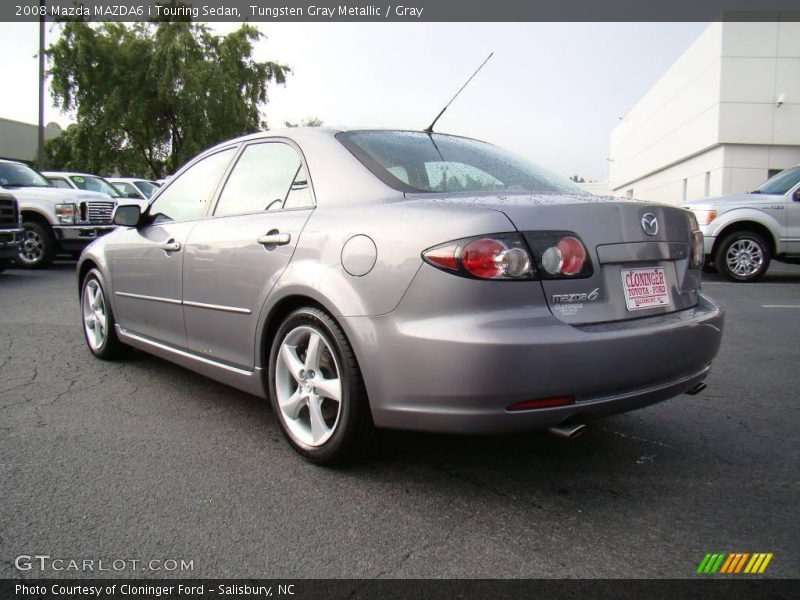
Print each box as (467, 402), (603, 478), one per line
(1, 262), (798, 579)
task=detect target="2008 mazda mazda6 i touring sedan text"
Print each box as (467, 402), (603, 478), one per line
(77, 128), (724, 464)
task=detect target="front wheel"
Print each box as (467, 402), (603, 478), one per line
(18, 221), (56, 269)
(81, 269), (127, 359)
(268, 307), (375, 465)
(714, 231), (771, 282)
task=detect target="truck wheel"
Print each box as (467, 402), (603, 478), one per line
(18, 221), (56, 269)
(714, 231), (770, 282)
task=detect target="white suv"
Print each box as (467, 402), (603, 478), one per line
(684, 166), (800, 282)
(0, 160), (117, 268)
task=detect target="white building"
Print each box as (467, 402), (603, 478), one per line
(609, 22), (800, 205)
(0, 117), (62, 164)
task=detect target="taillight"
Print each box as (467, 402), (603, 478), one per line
(541, 236), (586, 276)
(688, 212), (704, 269)
(422, 233), (533, 280)
(525, 232), (593, 279)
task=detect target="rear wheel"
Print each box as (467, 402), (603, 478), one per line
(18, 221), (56, 269)
(268, 307), (375, 464)
(81, 269), (127, 359)
(714, 231), (770, 282)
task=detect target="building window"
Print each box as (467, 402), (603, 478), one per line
(704, 172), (711, 197)
(682, 178), (688, 202)
(768, 169), (783, 179)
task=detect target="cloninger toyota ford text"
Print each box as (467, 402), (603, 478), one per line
(77, 128), (724, 463)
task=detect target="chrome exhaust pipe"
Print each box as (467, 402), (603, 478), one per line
(547, 422), (588, 440)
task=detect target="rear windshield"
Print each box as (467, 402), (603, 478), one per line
(337, 130), (588, 196)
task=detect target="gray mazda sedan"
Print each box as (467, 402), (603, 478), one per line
(77, 128), (724, 463)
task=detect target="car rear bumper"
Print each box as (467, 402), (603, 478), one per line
(344, 284), (724, 434)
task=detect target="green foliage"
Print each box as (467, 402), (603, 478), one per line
(45, 21), (290, 178)
(284, 117), (324, 128)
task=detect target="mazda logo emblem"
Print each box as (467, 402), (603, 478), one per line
(641, 213), (659, 236)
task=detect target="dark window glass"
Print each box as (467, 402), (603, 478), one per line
(337, 130), (587, 195)
(756, 167), (800, 195)
(149, 148), (236, 223)
(49, 177), (72, 189)
(68, 175), (121, 198)
(0, 162), (52, 188)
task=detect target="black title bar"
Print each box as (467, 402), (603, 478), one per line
(3, 0), (800, 22)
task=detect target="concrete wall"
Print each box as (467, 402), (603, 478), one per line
(609, 22), (800, 205)
(0, 118), (62, 164)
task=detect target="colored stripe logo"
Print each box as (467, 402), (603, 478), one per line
(697, 552), (773, 574)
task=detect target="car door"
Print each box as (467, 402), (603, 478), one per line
(110, 147), (237, 348)
(183, 140), (315, 369)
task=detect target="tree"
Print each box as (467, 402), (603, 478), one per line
(284, 117), (324, 128)
(45, 20), (290, 178)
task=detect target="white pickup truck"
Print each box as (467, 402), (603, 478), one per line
(0, 159), (118, 268)
(684, 165), (800, 282)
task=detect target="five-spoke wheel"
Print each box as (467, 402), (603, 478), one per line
(269, 307), (374, 464)
(80, 269), (126, 359)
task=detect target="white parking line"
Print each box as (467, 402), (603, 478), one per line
(762, 305), (800, 308)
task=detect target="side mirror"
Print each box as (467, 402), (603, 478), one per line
(113, 204), (142, 227)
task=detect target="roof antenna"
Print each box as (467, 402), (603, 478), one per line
(424, 52), (494, 133)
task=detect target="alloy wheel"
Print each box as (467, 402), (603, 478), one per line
(82, 279), (108, 351)
(19, 228), (44, 265)
(725, 239), (764, 278)
(275, 325), (342, 447)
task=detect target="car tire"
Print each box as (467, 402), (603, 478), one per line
(701, 260), (716, 274)
(80, 268), (127, 360)
(714, 231), (771, 282)
(18, 221), (56, 269)
(268, 307), (375, 465)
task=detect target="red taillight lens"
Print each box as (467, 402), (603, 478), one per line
(422, 234), (533, 280)
(423, 243), (459, 272)
(461, 238), (507, 278)
(557, 237), (586, 276)
(507, 396), (575, 411)
(690, 230), (704, 269)
(540, 236), (587, 276)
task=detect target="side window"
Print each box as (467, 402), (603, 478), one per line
(284, 165), (314, 210)
(149, 147), (236, 223)
(215, 142), (313, 217)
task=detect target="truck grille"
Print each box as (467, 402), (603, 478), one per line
(85, 201), (116, 224)
(0, 194), (19, 228)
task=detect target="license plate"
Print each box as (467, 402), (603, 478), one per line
(621, 267), (670, 311)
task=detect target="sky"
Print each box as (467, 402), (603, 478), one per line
(0, 21), (708, 181)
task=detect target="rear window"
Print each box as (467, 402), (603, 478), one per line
(337, 130), (587, 196)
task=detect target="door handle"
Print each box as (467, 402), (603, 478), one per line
(160, 240), (181, 252)
(257, 232), (291, 246)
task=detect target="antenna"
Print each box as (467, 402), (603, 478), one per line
(424, 52), (494, 133)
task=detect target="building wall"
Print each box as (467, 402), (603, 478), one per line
(609, 22), (800, 206)
(0, 117), (62, 164)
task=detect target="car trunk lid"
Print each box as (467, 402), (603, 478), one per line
(423, 193), (701, 324)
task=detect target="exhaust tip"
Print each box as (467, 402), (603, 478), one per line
(547, 422), (588, 440)
(685, 382), (708, 396)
